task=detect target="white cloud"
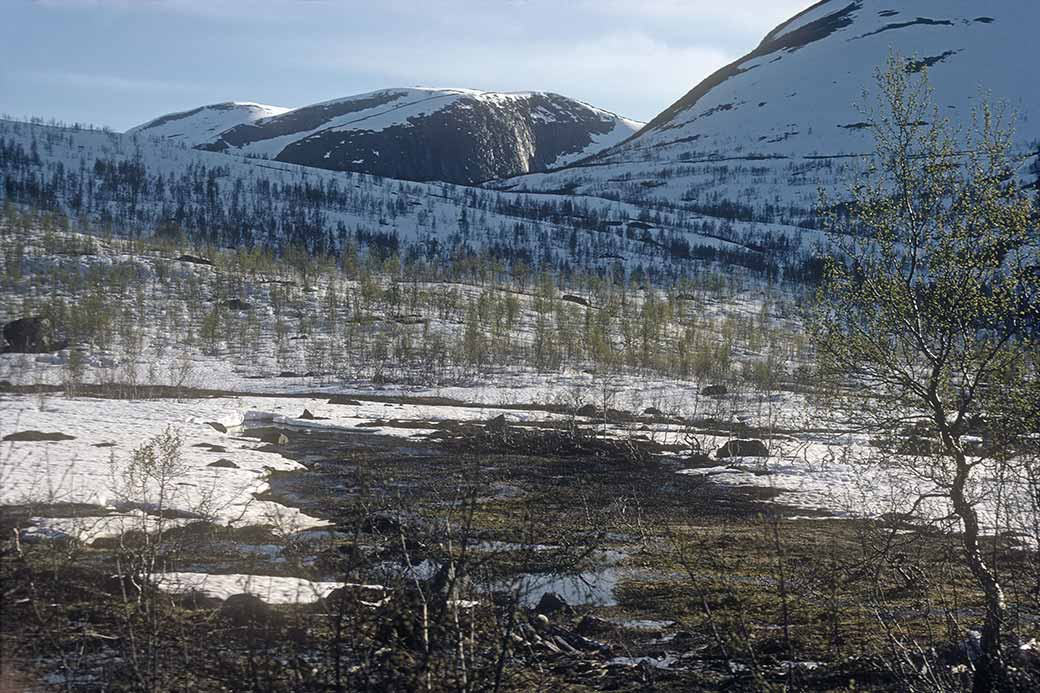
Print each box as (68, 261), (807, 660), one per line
(5, 0), (819, 125)
(264, 2), (787, 120)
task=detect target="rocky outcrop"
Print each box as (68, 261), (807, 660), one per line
(2, 317), (67, 353)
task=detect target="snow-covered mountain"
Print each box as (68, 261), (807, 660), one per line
(495, 0), (1039, 220)
(126, 102), (291, 146)
(129, 88), (642, 185)
(7, 0), (1036, 284)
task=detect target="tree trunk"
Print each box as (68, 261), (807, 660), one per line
(950, 457), (1007, 693)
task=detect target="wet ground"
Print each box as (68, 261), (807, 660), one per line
(7, 391), (999, 691)
(197, 410), (830, 687)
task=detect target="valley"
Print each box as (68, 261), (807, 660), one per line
(2, 1), (1039, 690)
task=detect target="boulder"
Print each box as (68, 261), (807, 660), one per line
(300, 409), (316, 420)
(325, 584), (387, 608)
(207, 459), (239, 469)
(258, 430), (290, 445)
(206, 421), (228, 434)
(176, 254), (213, 266)
(575, 404), (599, 418)
(2, 317), (66, 354)
(219, 593), (280, 627)
(716, 439), (770, 459)
(219, 298), (253, 311)
(486, 414), (508, 431)
(701, 384), (728, 397)
(561, 294), (591, 307)
(576, 614), (614, 636)
(328, 396), (362, 406)
(535, 591), (570, 615)
(643, 407), (665, 417)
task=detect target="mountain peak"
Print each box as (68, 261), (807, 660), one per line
(130, 88), (643, 184)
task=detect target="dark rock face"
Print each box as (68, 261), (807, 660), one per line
(716, 439), (770, 459)
(701, 384), (728, 397)
(201, 90), (638, 185)
(2, 317), (66, 353)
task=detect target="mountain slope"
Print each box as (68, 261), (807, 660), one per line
(495, 0), (1039, 219)
(626, 0), (1036, 158)
(131, 88), (642, 185)
(4, 118), (807, 283)
(126, 102), (291, 146)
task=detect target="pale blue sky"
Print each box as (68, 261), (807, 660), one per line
(1, 0), (811, 131)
